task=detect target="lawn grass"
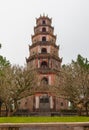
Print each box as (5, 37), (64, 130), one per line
(0, 116), (89, 123)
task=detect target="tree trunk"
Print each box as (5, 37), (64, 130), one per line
(0, 101), (2, 116)
(10, 100), (18, 116)
(0, 106), (1, 116)
(85, 103), (88, 116)
(7, 108), (11, 116)
(5, 104), (11, 117)
(5, 105), (8, 116)
(77, 108), (82, 116)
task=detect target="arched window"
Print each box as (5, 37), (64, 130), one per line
(41, 61), (48, 68)
(41, 77), (48, 85)
(42, 20), (46, 24)
(42, 36), (46, 42)
(42, 27), (46, 32)
(41, 48), (47, 53)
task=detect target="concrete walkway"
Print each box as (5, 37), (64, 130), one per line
(0, 122), (89, 127)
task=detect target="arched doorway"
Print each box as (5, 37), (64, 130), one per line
(41, 48), (47, 53)
(41, 77), (48, 85)
(42, 20), (46, 25)
(42, 36), (46, 42)
(41, 61), (48, 68)
(42, 27), (46, 32)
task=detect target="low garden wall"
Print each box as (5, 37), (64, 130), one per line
(0, 123), (89, 130)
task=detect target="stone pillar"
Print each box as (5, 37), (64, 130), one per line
(50, 96), (53, 109)
(49, 76), (51, 85)
(48, 46), (50, 53)
(38, 46), (41, 53)
(35, 96), (39, 109)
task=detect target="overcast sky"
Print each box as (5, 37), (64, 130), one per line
(0, 0), (89, 66)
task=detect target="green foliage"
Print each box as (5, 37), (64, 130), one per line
(72, 54), (89, 69)
(0, 55), (10, 68)
(0, 44), (10, 74)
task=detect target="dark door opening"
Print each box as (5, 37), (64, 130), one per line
(42, 37), (46, 42)
(39, 95), (50, 112)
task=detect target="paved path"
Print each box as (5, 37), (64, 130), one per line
(0, 122), (89, 126)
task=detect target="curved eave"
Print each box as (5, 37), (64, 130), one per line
(36, 16), (51, 23)
(26, 54), (62, 63)
(34, 25), (54, 30)
(29, 42), (59, 49)
(37, 68), (60, 74)
(27, 68), (60, 74)
(32, 33), (56, 39)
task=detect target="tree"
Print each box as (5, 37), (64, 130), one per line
(55, 54), (89, 116)
(10, 66), (37, 116)
(0, 65), (36, 116)
(0, 44), (37, 116)
(72, 54), (89, 115)
(0, 44), (10, 116)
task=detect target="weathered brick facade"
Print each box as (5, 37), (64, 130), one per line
(18, 15), (68, 112)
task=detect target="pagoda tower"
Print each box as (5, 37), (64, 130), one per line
(19, 15), (68, 113)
